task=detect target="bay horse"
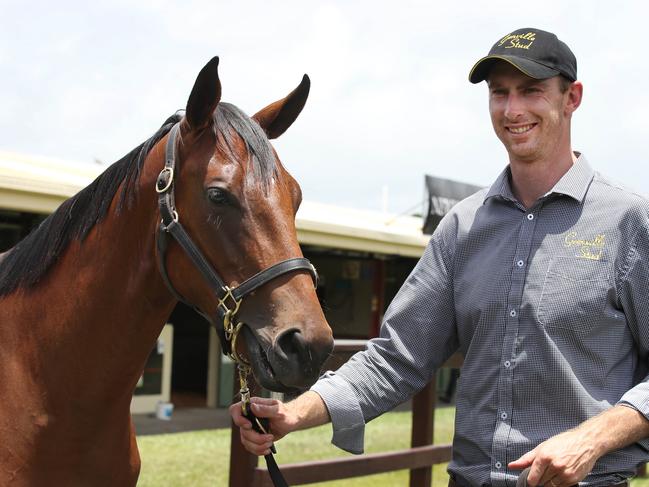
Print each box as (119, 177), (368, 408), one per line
(0, 57), (333, 486)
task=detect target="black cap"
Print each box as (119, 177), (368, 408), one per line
(469, 28), (577, 84)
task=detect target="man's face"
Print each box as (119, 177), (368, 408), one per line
(487, 62), (577, 164)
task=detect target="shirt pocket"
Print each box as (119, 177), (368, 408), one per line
(536, 256), (611, 332)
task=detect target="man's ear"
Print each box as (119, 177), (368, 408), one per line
(252, 75), (310, 139)
(566, 80), (583, 115)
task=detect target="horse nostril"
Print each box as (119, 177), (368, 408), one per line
(275, 328), (310, 364)
(269, 327), (331, 390)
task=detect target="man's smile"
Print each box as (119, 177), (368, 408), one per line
(506, 123), (537, 134)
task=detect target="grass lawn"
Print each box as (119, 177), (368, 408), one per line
(136, 406), (649, 486)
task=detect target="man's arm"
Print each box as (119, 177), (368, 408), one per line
(230, 392), (330, 456)
(231, 219), (460, 456)
(509, 405), (649, 487)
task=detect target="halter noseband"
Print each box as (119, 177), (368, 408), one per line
(155, 123), (318, 362)
(155, 122), (304, 487)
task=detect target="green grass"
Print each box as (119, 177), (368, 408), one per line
(136, 407), (649, 486)
(136, 407), (454, 486)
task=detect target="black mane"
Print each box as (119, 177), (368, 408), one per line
(213, 103), (277, 183)
(0, 103), (276, 297)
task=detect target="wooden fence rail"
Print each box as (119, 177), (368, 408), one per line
(229, 339), (462, 487)
(252, 444), (452, 487)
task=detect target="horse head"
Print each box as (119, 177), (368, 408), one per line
(155, 58), (333, 392)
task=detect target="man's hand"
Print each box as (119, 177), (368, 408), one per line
(230, 391), (330, 456)
(509, 405), (649, 487)
(230, 397), (296, 455)
(508, 429), (599, 487)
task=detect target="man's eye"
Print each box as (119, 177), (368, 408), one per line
(207, 188), (229, 205)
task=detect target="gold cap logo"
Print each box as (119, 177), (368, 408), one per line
(498, 31), (536, 50)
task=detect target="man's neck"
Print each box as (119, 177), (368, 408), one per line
(509, 151), (577, 209)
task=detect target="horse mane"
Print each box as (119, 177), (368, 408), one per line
(0, 103), (276, 297)
(213, 103), (277, 184)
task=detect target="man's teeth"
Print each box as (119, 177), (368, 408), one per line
(509, 124), (535, 134)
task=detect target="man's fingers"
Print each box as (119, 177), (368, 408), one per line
(240, 429), (275, 456)
(508, 448), (546, 487)
(509, 450), (535, 470)
(545, 477), (562, 487)
(241, 429), (274, 446)
(229, 402), (253, 429)
(537, 467), (558, 487)
(250, 400), (281, 418)
(514, 467), (532, 487)
(526, 457), (551, 487)
(231, 414), (252, 430)
(230, 397), (285, 456)
(250, 397), (279, 406)
(231, 397), (280, 424)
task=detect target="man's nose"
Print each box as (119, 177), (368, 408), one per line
(504, 93), (524, 120)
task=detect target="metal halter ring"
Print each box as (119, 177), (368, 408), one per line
(155, 167), (174, 193)
(218, 286), (242, 318)
(228, 321), (250, 366)
(159, 210), (179, 227)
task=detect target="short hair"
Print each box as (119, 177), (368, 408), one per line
(558, 75), (573, 93)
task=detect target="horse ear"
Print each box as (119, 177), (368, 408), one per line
(186, 57), (222, 130)
(252, 74), (310, 139)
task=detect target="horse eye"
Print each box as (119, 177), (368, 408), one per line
(207, 187), (229, 205)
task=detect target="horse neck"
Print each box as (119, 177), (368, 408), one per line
(6, 149), (177, 407)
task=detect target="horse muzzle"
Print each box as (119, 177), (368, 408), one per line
(242, 325), (333, 393)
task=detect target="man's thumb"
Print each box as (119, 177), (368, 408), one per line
(250, 398), (280, 418)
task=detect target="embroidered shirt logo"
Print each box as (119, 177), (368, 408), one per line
(498, 31), (536, 50)
(564, 232), (605, 260)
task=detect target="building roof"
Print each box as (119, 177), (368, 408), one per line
(0, 151), (428, 257)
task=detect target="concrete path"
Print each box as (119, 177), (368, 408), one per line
(133, 407), (232, 436)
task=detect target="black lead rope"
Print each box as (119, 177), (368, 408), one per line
(236, 364), (289, 486)
(242, 404), (289, 487)
(516, 467), (582, 487)
(517, 467), (532, 487)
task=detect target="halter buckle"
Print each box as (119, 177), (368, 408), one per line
(218, 286), (242, 317)
(156, 167), (174, 194)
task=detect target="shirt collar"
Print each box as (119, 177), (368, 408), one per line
(484, 166), (517, 204)
(549, 153), (594, 202)
(483, 153), (594, 205)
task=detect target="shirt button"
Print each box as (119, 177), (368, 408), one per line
(495, 462), (502, 469)
(527, 213), (534, 220)
(504, 361), (511, 368)
(500, 412), (508, 420)
(509, 309), (517, 317)
(516, 260), (524, 267)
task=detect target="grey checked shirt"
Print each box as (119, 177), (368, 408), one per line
(311, 155), (649, 487)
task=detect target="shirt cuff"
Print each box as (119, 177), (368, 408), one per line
(618, 383), (649, 418)
(617, 386), (649, 452)
(310, 371), (366, 454)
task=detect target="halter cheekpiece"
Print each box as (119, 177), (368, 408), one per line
(155, 122), (314, 487)
(155, 123), (317, 361)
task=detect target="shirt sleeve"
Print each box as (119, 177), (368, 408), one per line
(310, 217), (460, 454)
(615, 209), (649, 451)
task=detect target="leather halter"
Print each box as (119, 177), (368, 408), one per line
(155, 122), (314, 486)
(155, 122), (317, 360)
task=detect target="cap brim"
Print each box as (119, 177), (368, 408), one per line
(468, 55), (560, 84)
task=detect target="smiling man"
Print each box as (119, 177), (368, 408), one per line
(232, 28), (649, 487)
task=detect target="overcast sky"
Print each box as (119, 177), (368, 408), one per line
(2, 1), (648, 215)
